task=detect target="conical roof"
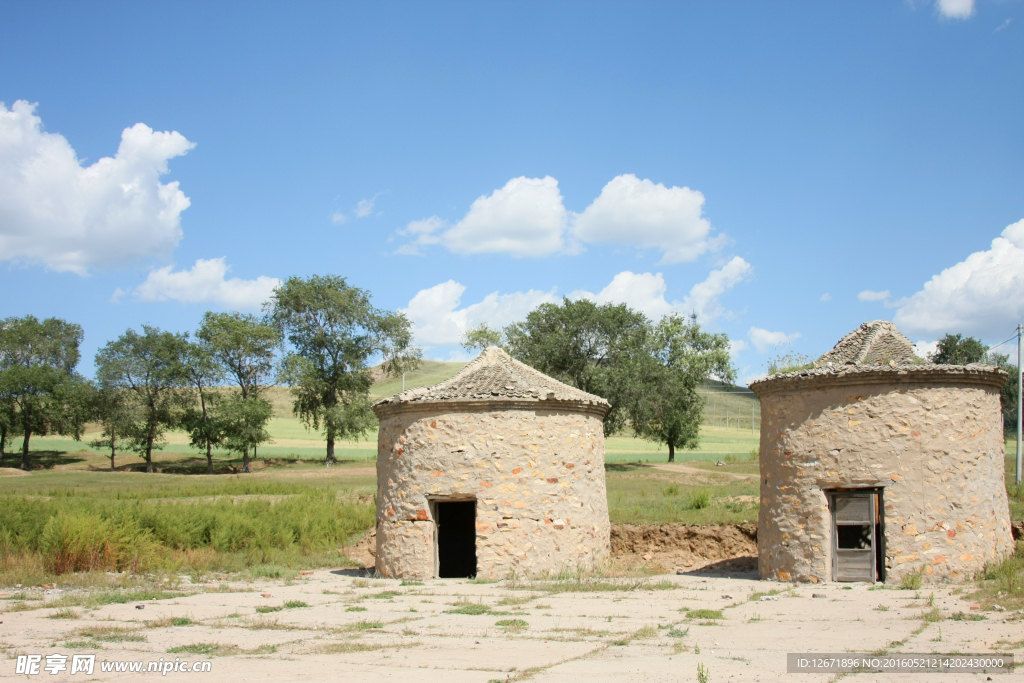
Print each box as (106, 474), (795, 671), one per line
(372, 346), (610, 413)
(816, 320), (922, 367)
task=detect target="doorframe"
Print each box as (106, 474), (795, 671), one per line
(825, 486), (885, 583)
(427, 495), (478, 579)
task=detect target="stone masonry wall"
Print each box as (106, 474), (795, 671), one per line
(375, 403), (611, 580)
(757, 378), (1013, 584)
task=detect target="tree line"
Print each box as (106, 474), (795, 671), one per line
(0, 275), (418, 472)
(461, 299), (734, 462)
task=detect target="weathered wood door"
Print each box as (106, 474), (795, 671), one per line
(830, 491), (877, 582)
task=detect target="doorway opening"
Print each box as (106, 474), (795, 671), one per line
(828, 489), (885, 582)
(434, 500), (477, 578)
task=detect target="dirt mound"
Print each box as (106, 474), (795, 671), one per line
(611, 523), (757, 573)
(342, 523), (759, 575)
(343, 528), (377, 569)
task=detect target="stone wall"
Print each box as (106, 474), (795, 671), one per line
(374, 402), (611, 580)
(754, 370), (1013, 584)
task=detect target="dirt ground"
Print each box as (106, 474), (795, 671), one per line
(2, 568), (1020, 683)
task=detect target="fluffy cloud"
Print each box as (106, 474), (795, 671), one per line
(820, 293), (832, 302)
(122, 258), (281, 311)
(748, 327), (801, 354)
(440, 176), (568, 257)
(914, 340), (939, 359)
(0, 100), (194, 275)
(398, 174), (725, 263)
(404, 261), (750, 351)
(573, 174), (715, 264)
(681, 256), (753, 322)
(937, 0), (974, 19)
(893, 219), (1024, 338)
(571, 271), (676, 321)
(401, 280), (557, 347)
(858, 289), (891, 302)
(570, 258), (751, 325)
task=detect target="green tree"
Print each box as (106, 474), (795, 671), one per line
(0, 316), (89, 471)
(219, 394), (273, 469)
(628, 314), (734, 462)
(89, 385), (135, 471)
(461, 323), (503, 352)
(181, 337), (226, 474)
(268, 275), (419, 465)
(95, 326), (191, 473)
(503, 298), (649, 435)
(929, 334), (988, 365)
(197, 312), (281, 472)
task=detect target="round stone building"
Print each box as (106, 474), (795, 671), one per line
(750, 321), (1013, 584)
(372, 346), (612, 580)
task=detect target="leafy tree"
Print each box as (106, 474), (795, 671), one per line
(89, 385), (135, 471)
(0, 390), (14, 459)
(0, 316), (89, 471)
(219, 394), (273, 469)
(181, 337), (226, 474)
(628, 315), (734, 462)
(461, 323), (503, 352)
(503, 298), (649, 435)
(95, 326), (191, 473)
(268, 275), (419, 465)
(929, 334), (988, 365)
(197, 312), (280, 472)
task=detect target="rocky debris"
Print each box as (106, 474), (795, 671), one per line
(372, 346), (609, 410)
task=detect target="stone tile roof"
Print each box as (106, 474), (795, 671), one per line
(372, 346), (610, 411)
(750, 320), (1006, 393)
(816, 320), (922, 367)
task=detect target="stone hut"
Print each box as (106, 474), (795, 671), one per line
(750, 321), (1013, 584)
(372, 346), (612, 580)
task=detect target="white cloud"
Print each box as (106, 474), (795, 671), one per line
(396, 216), (446, 255)
(439, 176), (568, 257)
(995, 18), (1012, 31)
(331, 212), (348, 224)
(914, 340), (938, 359)
(893, 218), (1024, 338)
(128, 258), (281, 311)
(574, 174), (715, 264)
(858, 289), (891, 302)
(356, 195), (379, 218)
(681, 256), (752, 323)
(730, 339), (748, 354)
(0, 100), (194, 275)
(937, 0), (974, 19)
(748, 327), (801, 354)
(398, 173), (725, 263)
(569, 257), (750, 325)
(571, 271), (676, 321)
(820, 293), (832, 302)
(401, 280), (558, 347)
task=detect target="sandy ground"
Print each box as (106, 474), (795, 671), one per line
(1, 569), (1020, 683)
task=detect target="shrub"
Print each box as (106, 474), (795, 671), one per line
(40, 512), (156, 574)
(687, 490), (712, 510)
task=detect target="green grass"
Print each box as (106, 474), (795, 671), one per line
(446, 601), (492, 615)
(685, 609), (723, 620)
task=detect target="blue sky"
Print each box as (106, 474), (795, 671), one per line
(1, 1), (1022, 383)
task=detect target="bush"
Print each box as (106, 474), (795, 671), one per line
(40, 512), (157, 574)
(687, 489), (712, 510)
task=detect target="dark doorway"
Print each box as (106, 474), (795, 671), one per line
(435, 500), (477, 578)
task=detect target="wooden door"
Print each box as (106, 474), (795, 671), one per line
(831, 492), (877, 582)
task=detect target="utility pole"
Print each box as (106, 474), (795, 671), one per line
(1017, 324), (1022, 485)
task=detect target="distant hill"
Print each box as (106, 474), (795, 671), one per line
(263, 359), (759, 430)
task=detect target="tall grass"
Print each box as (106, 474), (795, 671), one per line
(0, 489), (374, 576)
